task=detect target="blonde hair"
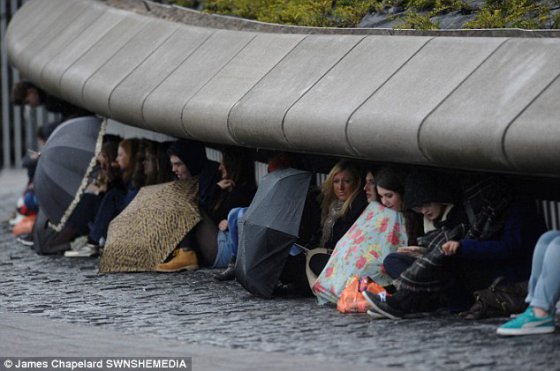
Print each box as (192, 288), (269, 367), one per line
(321, 160), (362, 224)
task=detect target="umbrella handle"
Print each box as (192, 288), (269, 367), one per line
(294, 243), (311, 253)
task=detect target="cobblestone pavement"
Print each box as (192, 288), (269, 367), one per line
(1, 170), (559, 370)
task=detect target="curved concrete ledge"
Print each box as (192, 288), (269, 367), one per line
(6, 0), (560, 177)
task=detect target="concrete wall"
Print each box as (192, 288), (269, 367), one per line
(6, 0), (560, 178)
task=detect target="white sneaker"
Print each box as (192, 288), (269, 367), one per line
(64, 243), (98, 257)
(367, 310), (388, 320)
(69, 236), (88, 251)
(9, 212), (25, 226)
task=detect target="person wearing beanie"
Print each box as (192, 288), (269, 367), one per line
(380, 170), (465, 278)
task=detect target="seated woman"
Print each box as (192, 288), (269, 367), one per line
(65, 138), (140, 257)
(383, 170), (467, 280)
(364, 176), (546, 319)
(156, 146), (256, 272)
(312, 166), (408, 304)
(306, 160), (368, 281)
(214, 152), (305, 282)
(65, 139), (121, 239)
(142, 141), (174, 186)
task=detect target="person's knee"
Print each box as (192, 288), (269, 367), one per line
(539, 230), (560, 246)
(548, 234), (560, 248)
(227, 207), (245, 224)
(383, 253), (408, 279)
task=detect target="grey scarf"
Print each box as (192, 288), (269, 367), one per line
(320, 199), (343, 248)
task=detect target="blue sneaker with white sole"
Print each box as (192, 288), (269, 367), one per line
(497, 306), (555, 336)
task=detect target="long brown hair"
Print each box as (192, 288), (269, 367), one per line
(119, 138), (139, 184)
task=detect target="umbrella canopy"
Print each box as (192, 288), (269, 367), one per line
(99, 180), (201, 273)
(31, 209), (74, 255)
(236, 168), (312, 298)
(34, 116), (106, 231)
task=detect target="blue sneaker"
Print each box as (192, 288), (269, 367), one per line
(497, 306), (555, 336)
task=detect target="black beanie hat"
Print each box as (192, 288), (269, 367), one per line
(167, 139), (206, 177)
(404, 170), (454, 210)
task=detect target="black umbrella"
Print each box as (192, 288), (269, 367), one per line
(31, 209), (75, 254)
(235, 168), (312, 298)
(34, 116), (106, 231)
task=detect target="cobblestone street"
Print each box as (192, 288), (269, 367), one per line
(1, 170), (559, 370)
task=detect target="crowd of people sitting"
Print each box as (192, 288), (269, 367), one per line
(8, 81), (559, 337)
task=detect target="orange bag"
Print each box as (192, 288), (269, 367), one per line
(12, 214), (37, 236)
(337, 275), (388, 314)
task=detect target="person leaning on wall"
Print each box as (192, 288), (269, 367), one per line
(12, 80), (92, 121)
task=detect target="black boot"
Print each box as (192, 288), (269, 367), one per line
(214, 257), (236, 281)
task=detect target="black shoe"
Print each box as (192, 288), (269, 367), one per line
(362, 291), (404, 319)
(16, 234), (34, 247)
(214, 264), (236, 281)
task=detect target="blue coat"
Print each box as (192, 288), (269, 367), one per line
(458, 199), (547, 284)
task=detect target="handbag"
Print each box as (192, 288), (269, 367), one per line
(337, 275), (387, 314)
(460, 276), (528, 319)
(304, 247), (331, 289)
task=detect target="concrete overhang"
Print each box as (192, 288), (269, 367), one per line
(6, 0), (560, 177)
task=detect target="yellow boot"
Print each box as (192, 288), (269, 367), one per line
(156, 248), (199, 272)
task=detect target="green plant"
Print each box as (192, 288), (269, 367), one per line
(174, 0), (200, 8)
(406, 0), (436, 10)
(396, 11), (440, 29)
(552, 12), (560, 28)
(176, 0), (557, 29)
(200, 0), (380, 27)
(464, 0), (551, 29)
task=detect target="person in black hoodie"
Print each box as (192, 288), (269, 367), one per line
(383, 170), (467, 279)
(156, 145), (255, 271)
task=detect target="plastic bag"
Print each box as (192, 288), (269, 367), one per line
(337, 275), (387, 313)
(12, 214), (37, 236)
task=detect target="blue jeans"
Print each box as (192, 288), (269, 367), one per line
(526, 230), (560, 313)
(383, 252), (417, 279)
(88, 189), (127, 244)
(212, 207), (246, 268)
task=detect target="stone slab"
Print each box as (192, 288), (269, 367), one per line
(183, 32), (305, 145)
(504, 77), (560, 175)
(109, 25), (215, 129)
(5, 0), (68, 67)
(142, 29), (256, 137)
(40, 9), (125, 97)
(83, 18), (179, 117)
(25, 2), (106, 85)
(228, 34), (364, 150)
(420, 38), (560, 171)
(58, 14), (146, 108)
(348, 36), (505, 164)
(283, 35), (431, 157)
(16, 1), (90, 79)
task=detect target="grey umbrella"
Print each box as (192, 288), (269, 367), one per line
(235, 168), (312, 298)
(34, 116), (106, 231)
